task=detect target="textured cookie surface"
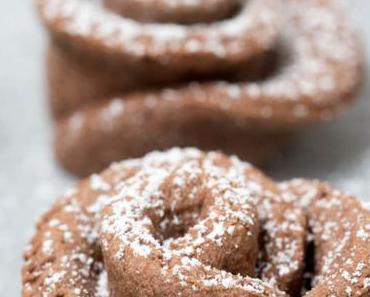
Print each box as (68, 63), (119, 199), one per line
(33, 0), (363, 176)
(22, 148), (370, 296)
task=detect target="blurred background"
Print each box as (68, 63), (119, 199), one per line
(0, 1), (369, 295)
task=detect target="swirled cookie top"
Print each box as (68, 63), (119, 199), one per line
(99, 150), (280, 295)
(56, 0), (362, 132)
(22, 149), (370, 297)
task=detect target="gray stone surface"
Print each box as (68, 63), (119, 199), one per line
(0, 1), (369, 295)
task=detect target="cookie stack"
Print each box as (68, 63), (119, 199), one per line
(35, 0), (362, 176)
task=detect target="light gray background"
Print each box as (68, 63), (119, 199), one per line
(0, 1), (369, 295)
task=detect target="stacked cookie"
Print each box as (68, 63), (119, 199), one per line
(35, 0), (363, 176)
(22, 2), (369, 296)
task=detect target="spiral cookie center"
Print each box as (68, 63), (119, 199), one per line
(99, 157), (266, 295)
(102, 0), (242, 24)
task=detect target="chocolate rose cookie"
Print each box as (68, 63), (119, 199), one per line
(35, 0), (363, 176)
(22, 148), (370, 296)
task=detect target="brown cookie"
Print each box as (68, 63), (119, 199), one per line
(35, 0), (363, 176)
(22, 149), (370, 296)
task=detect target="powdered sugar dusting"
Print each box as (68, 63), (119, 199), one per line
(99, 148), (280, 294)
(22, 149), (370, 296)
(37, 0), (280, 59)
(96, 270), (109, 297)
